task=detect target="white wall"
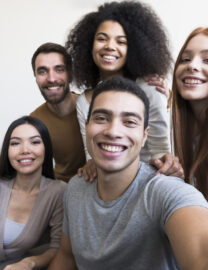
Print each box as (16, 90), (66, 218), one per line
(0, 0), (207, 146)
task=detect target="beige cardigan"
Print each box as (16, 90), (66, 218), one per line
(0, 176), (66, 263)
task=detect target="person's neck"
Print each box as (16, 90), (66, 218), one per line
(190, 98), (208, 127)
(100, 70), (124, 81)
(13, 169), (42, 194)
(47, 92), (75, 117)
(97, 159), (140, 202)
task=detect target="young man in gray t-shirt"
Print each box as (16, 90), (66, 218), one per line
(48, 77), (208, 270)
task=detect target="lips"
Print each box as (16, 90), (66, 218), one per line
(182, 77), (206, 85)
(101, 54), (118, 63)
(99, 143), (125, 153)
(18, 158), (34, 165)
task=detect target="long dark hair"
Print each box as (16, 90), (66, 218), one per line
(172, 27), (208, 198)
(0, 116), (54, 179)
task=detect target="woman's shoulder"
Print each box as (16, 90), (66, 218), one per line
(41, 177), (67, 195)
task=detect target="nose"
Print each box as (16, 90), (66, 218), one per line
(103, 119), (123, 139)
(105, 38), (116, 50)
(187, 57), (201, 72)
(47, 70), (57, 83)
(21, 142), (30, 154)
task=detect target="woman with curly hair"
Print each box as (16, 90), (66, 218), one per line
(172, 27), (208, 199)
(66, 1), (183, 180)
(0, 116), (66, 270)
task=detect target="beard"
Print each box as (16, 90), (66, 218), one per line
(40, 83), (69, 105)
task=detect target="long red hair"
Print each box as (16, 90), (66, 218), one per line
(172, 27), (208, 198)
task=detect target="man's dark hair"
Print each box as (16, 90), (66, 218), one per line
(31, 42), (72, 77)
(87, 77), (149, 129)
(0, 116), (54, 180)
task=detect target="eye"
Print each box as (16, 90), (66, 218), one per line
(94, 115), (108, 123)
(97, 37), (107, 42)
(56, 67), (65, 73)
(37, 69), (47, 75)
(203, 58), (208, 63)
(123, 119), (137, 128)
(31, 140), (42, 145)
(180, 58), (190, 63)
(10, 141), (19, 146)
(118, 40), (127, 45)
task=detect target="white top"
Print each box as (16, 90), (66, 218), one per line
(3, 219), (25, 246)
(76, 78), (170, 162)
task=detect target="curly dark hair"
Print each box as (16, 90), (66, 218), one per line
(66, 0), (172, 88)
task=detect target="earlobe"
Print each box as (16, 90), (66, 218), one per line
(142, 126), (149, 147)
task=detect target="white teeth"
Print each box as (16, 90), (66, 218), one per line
(184, 79), (203, 84)
(20, 159), (33, 163)
(101, 144), (123, 152)
(103, 55), (116, 60)
(48, 86), (59, 90)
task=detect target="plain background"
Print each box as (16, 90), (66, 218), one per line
(0, 0), (207, 146)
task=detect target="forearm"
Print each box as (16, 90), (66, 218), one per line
(47, 249), (77, 270)
(23, 249), (55, 269)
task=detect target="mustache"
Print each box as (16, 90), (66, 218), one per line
(42, 82), (64, 88)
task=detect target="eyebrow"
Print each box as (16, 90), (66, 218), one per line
(36, 64), (66, 71)
(92, 109), (143, 121)
(95, 32), (127, 39)
(183, 49), (208, 54)
(10, 135), (41, 140)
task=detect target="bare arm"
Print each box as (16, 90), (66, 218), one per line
(47, 233), (77, 270)
(3, 250), (55, 270)
(166, 206), (208, 270)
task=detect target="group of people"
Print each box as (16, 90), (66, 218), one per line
(0, 1), (207, 270)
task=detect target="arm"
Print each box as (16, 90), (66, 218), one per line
(136, 78), (171, 161)
(76, 94), (91, 161)
(166, 206), (208, 270)
(3, 250), (55, 270)
(47, 233), (77, 270)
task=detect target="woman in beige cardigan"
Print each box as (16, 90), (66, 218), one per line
(0, 116), (66, 270)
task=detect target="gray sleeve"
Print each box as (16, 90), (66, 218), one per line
(62, 184), (71, 236)
(136, 78), (170, 159)
(144, 175), (208, 230)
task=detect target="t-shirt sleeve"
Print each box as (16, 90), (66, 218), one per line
(144, 175), (208, 230)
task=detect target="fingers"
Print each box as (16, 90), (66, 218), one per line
(77, 160), (97, 182)
(144, 74), (169, 99)
(150, 154), (185, 179)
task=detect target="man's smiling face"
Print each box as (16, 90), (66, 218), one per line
(86, 90), (148, 174)
(35, 52), (69, 104)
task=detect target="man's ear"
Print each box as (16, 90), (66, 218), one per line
(85, 120), (88, 128)
(142, 126), (149, 147)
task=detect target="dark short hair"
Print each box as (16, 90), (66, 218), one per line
(0, 116), (54, 180)
(67, 0), (172, 88)
(31, 42), (72, 78)
(87, 77), (149, 129)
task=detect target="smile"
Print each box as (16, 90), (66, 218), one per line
(19, 159), (34, 164)
(183, 78), (205, 84)
(99, 143), (125, 152)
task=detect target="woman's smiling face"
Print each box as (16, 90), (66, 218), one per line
(175, 34), (208, 102)
(92, 20), (128, 80)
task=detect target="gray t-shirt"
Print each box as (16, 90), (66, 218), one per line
(63, 162), (208, 270)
